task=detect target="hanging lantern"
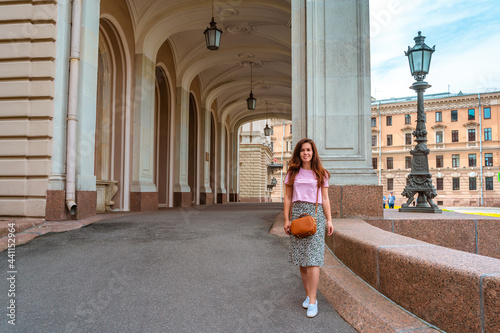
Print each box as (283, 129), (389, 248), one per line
(204, 0), (222, 50)
(247, 63), (256, 110)
(264, 124), (271, 136)
(264, 101), (271, 136)
(247, 92), (256, 110)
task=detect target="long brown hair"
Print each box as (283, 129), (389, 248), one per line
(285, 138), (330, 187)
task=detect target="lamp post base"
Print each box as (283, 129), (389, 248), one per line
(399, 206), (442, 213)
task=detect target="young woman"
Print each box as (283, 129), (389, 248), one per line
(284, 138), (334, 318)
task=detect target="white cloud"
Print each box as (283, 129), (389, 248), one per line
(370, 0), (500, 100)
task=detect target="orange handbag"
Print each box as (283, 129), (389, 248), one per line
(290, 187), (320, 238)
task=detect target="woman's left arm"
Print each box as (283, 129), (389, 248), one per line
(321, 187), (334, 235)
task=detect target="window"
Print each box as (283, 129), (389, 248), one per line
(405, 133), (412, 145)
(435, 111), (442, 122)
(468, 109), (475, 120)
(486, 177), (494, 190)
(372, 158), (377, 169)
(436, 178), (444, 191)
(405, 114), (411, 124)
(452, 130), (459, 142)
(452, 154), (460, 168)
(453, 177), (460, 190)
(271, 126), (274, 135)
(290, 124), (292, 134)
(469, 177), (477, 191)
(387, 157), (393, 170)
(451, 110), (458, 122)
(372, 135), (377, 147)
(469, 154), (476, 167)
(371, 117), (376, 127)
(436, 155), (443, 168)
(468, 129), (476, 142)
(485, 153), (493, 166)
(270, 142), (274, 151)
(484, 128), (492, 141)
(387, 178), (393, 191)
(386, 116), (392, 126)
(436, 131), (443, 143)
(484, 107), (491, 119)
(387, 134), (393, 146)
(405, 156), (412, 169)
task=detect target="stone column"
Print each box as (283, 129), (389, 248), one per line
(199, 107), (213, 204)
(46, 0), (71, 220)
(73, 0), (103, 219)
(172, 87), (192, 207)
(216, 122), (227, 203)
(130, 53), (158, 211)
(293, 0), (382, 218)
(228, 130), (239, 202)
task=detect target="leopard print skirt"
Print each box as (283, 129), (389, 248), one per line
(288, 201), (325, 267)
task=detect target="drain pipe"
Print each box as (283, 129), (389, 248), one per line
(478, 93), (483, 206)
(65, 0), (82, 215)
(378, 102), (382, 185)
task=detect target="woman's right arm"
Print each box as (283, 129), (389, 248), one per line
(283, 184), (293, 235)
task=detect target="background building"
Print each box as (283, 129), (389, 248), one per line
(269, 119), (292, 202)
(238, 120), (273, 202)
(372, 91), (500, 207)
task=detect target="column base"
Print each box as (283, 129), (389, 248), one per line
(46, 190), (97, 221)
(200, 192), (214, 205)
(239, 197), (268, 203)
(130, 192), (158, 211)
(217, 193), (227, 204)
(46, 190), (68, 221)
(328, 185), (383, 219)
(173, 192), (192, 207)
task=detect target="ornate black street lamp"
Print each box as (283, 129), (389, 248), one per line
(204, 0), (222, 50)
(399, 32), (442, 213)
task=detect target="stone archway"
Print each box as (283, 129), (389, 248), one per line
(94, 18), (131, 213)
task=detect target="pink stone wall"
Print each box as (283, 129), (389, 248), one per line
(329, 219), (500, 333)
(365, 217), (500, 260)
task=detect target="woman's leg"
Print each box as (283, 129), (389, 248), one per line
(307, 266), (320, 304)
(300, 266), (309, 296)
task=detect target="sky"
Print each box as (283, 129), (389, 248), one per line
(369, 0), (500, 100)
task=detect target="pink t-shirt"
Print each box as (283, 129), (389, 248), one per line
(284, 168), (329, 204)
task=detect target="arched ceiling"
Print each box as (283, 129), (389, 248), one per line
(125, 0), (291, 127)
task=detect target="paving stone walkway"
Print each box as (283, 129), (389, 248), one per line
(0, 203), (356, 333)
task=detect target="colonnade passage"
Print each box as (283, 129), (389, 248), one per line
(45, 0), (294, 219)
(0, 0), (377, 220)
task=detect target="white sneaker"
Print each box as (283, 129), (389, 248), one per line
(302, 296), (310, 309)
(307, 301), (318, 318)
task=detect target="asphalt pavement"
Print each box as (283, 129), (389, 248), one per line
(0, 203), (355, 333)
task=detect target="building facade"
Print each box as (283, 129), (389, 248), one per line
(372, 91), (500, 207)
(238, 120), (273, 202)
(0, 0), (378, 220)
(268, 119), (292, 202)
